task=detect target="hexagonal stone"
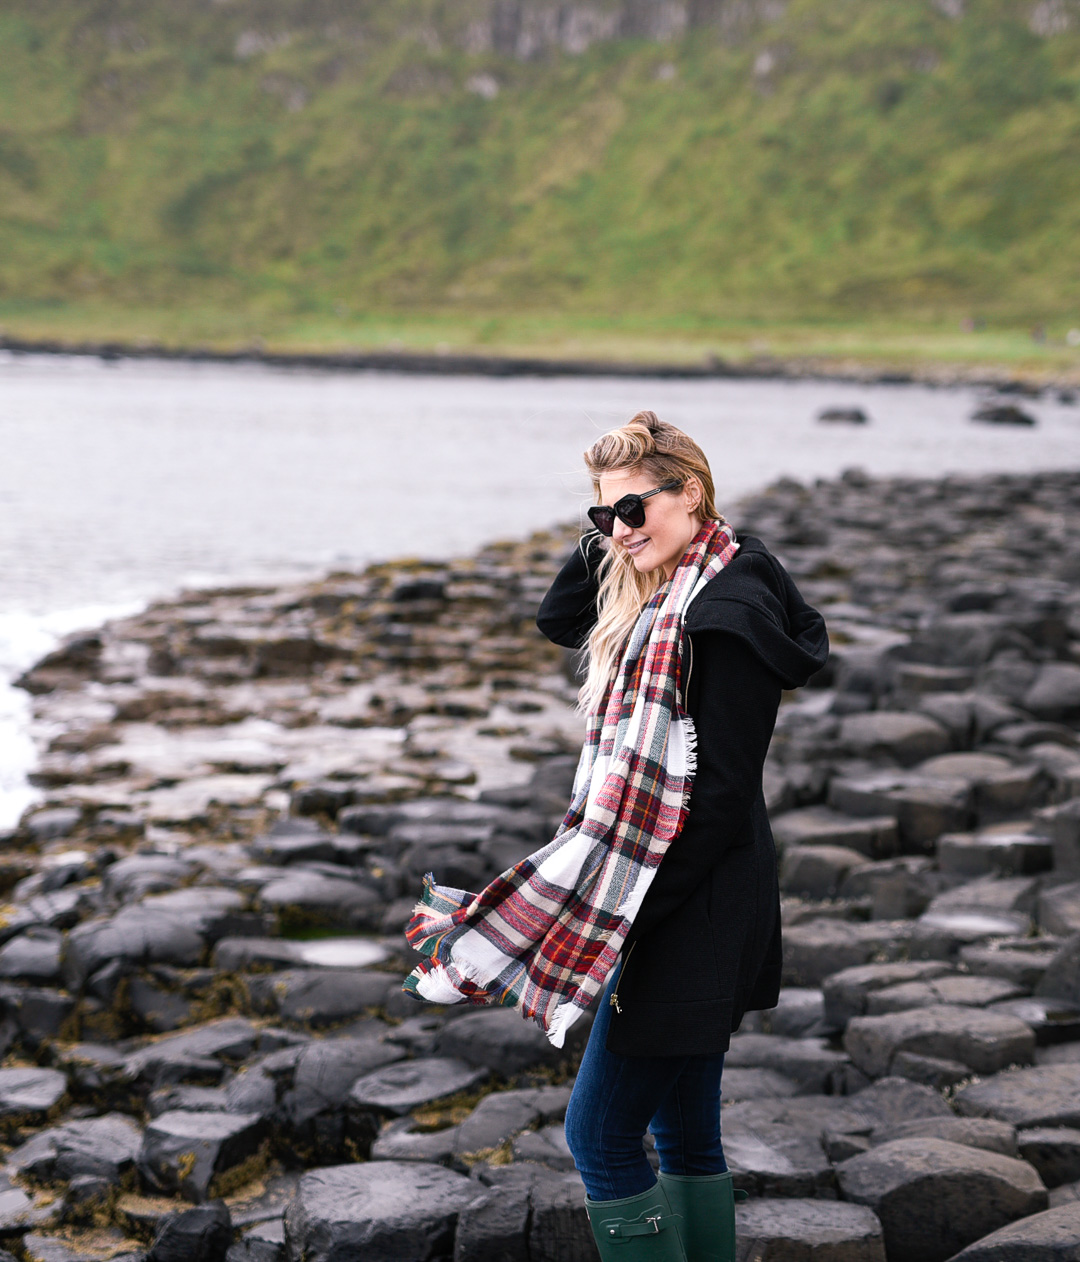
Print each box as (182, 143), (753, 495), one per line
(138, 1110), (267, 1202)
(121, 1018), (267, 1083)
(781, 845), (870, 899)
(1025, 664), (1080, 721)
(822, 961), (955, 1028)
(8, 1113), (142, 1183)
(256, 873), (380, 933)
(939, 831), (1054, 879)
(771, 807), (900, 859)
(911, 909), (1032, 960)
(1038, 883), (1080, 937)
(840, 713), (951, 767)
(782, 919), (913, 988)
(148, 1201), (232, 1262)
(947, 1202), (1080, 1261)
(964, 937), (1061, 991)
(283, 1160), (475, 1262)
(955, 1065), (1080, 1129)
(915, 753), (1045, 821)
(246, 968), (392, 1026)
(721, 1069), (800, 1102)
(1036, 933), (1080, 1005)
(348, 1057), (487, 1116)
(63, 905), (204, 989)
(844, 1005), (1035, 1078)
(277, 1036), (405, 1163)
(870, 1116), (1018, 1158)
(725, 1034), (850, 1095)
(723, 1119), (836, 1198)
(734, 1198), (886, 1261)
(836, 1137), (1048, 1262)
(828, 772), (971, 851)
(865, 975), (1025, 1016)
(0, 1067), (66, 1130)
(1017, 1128), (1080, 1189)
(434, 1006), (587, 1075)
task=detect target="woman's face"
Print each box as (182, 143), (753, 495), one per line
(596, 468), (703, 579)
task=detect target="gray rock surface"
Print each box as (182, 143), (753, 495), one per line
(1017, 1128), (1080, 1188)
(955, 1065), (1080, 1129)
(845, 1004), (1036, 1077)
(283, 1160), (476, 1262)
(837, 1137), (1048, 1262)
(734, 1198), (886, 1262)
(947, 1202), (1080, 1260)
(138, 1110), (267, 1202)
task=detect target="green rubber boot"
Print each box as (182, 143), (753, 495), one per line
(585, 1181), (687, 1261)
(657, 1171), (746, 1262)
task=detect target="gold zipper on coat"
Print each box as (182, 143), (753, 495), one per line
(683, 630), (694, 701)
(609, 943), (636, 1015)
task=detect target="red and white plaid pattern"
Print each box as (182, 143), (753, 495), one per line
(404, 520), (739, 1045)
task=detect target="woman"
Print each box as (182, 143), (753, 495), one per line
(535, 412), (828, 1262)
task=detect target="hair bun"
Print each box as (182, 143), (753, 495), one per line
(632, 409), (662, 435)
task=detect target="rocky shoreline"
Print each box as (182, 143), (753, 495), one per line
(3, 467), (1080, 1261)
(4, 335), (1080, 392)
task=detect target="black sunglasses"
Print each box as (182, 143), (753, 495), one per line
(587, 480), (683, 536)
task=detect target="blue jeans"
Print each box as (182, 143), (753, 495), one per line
(564, 963), (727, 1201)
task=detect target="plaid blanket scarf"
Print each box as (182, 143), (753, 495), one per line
(403, 519), (739, 1046)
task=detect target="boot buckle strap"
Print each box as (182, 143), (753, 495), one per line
(607, 1213), (666, 1238)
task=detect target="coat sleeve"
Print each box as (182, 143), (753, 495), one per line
(535, 535), (605, 650)
(625, 630), (782, 943)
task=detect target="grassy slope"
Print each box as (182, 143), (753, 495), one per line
(1, 0), (1079, 370)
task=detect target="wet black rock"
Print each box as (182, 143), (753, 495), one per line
(0, 930), (63, 984)
(0, 1067), (67, 1130)
(434, 1006), (586, 1075)
(277, 1036), (404, 1161)
(148, 1200), (232, 1262)
(283, 1160), (476, 1262)
(138, 1110), (267, 1202)
(63, 907), (204, 989)
(8, 1112), (142, 1183)
(348, 1056), (488, 1117)
(245, 967), (392, 1027)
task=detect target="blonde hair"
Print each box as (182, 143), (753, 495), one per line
(579, 411), (722, 712)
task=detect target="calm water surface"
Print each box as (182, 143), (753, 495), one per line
(1, 351), (1078, 823)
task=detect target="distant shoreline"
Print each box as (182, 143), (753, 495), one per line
(2, 334), (1076, 393)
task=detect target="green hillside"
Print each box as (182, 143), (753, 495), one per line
(1, 0), (1079, 367)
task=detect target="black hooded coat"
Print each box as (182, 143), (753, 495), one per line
(535, 534), (829, 1057)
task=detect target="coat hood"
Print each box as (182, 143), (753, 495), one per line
(683, 535), (829, 690)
